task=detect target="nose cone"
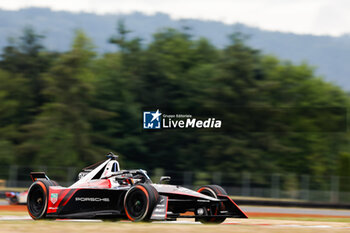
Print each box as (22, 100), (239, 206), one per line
(152, 184), (218, 201)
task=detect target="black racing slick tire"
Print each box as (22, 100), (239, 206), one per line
(197, 185), (227, 224)
(124, 184), (159, 222)
(27, 180), (53, 220)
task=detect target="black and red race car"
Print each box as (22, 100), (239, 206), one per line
(5, 191), (28, 205)
(27, 152), (247, 223)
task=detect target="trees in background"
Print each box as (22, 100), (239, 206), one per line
(0, 25), (349, 192)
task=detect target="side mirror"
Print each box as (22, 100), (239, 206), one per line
(159, 176), (171, 184)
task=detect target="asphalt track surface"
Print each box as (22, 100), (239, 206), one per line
(0, 216), (350, 233)
(1, 202), (350, 217)
(0, 206), (349, 232)
(0, 200), (8, 205)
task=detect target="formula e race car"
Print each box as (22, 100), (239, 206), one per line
(5, 191), (28, 205)
(27, 152), (247, 223)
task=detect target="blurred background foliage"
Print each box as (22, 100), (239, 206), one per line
(0, 22), (350, 192)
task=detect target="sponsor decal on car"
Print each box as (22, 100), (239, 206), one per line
(50, 193), (58, 204)
(151, 196), (168, 220)
(75, 197), (110, 202)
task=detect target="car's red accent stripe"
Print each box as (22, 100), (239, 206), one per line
(55, 189), (70, 205)
(165, 196), (169, 219)
(61, 189), (80, 206)
(47, 188), (71, 213)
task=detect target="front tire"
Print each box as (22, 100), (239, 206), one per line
(197, 185), (227, 224)
(124, 184), (158, 222)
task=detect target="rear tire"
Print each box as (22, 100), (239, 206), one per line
(197, 185), (227, 224)
(124, 184), (158, 222)
(27, 180), (53, 220)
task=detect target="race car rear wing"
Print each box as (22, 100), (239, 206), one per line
(30, 172), (50, 182)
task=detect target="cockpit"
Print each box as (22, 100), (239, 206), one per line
(112, 169), (152, 186)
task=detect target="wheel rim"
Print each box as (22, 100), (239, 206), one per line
(199, 189), (216, 198)
(28, 184), (45, 217)
(198, 189), (218, 215)
(198, 188), (226, 223)
(125, 189), (148, 220)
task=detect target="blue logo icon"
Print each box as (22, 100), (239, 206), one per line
(143, 110), (162, 129)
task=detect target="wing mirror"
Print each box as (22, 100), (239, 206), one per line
(159, 176), (171, 184)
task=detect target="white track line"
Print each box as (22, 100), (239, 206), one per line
(0, 216), (31, 220)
